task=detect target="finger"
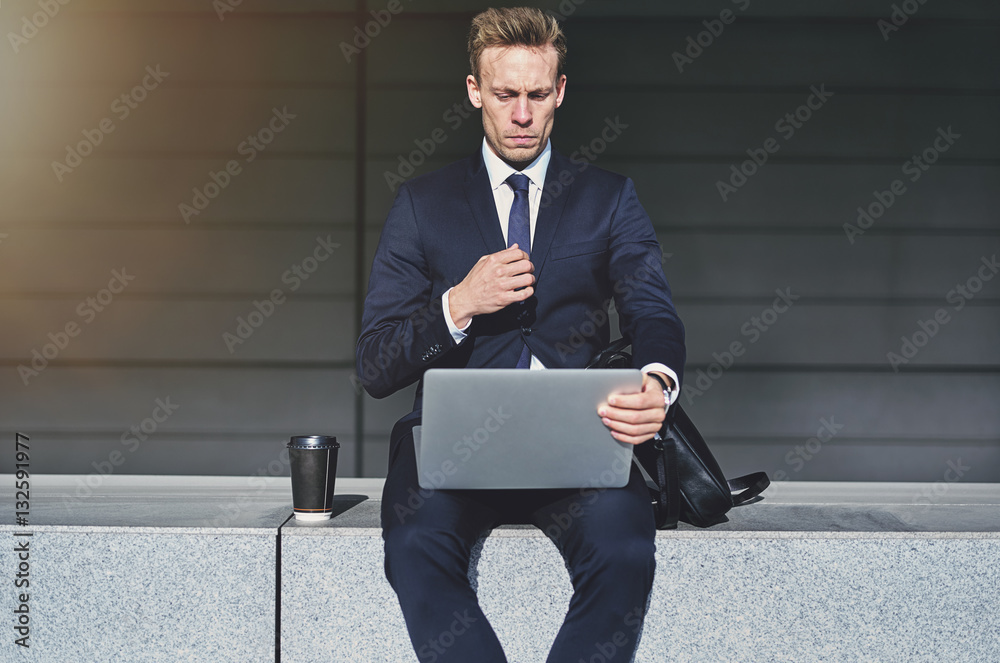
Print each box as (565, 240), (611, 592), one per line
(609, 430), (657, 446)
(603, 415), (662, 444)
(500, 245), (531, 262)
(606, 390), (664, 411)
(506, 273), (536, 291)
(502, 259), (535, 278)
(507, 285), (534, 302)
(598, 403), (665, 426)
(601, 412), (664, 432)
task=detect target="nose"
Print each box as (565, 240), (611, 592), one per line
(512, 96), (531, 127)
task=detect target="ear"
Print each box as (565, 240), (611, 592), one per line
(554, 74), (567, 109)
(467, 75), (483, 109)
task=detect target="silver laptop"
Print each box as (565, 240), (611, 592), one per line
(414, 368), (641, 490)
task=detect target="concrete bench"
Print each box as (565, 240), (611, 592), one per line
(3, 476), (998, 662)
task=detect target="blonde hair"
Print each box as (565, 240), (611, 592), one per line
(468, 7), (567, 82)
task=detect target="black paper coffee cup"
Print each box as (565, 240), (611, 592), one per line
(287, 435), (339, 521)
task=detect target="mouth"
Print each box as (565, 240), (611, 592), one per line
(508, 135), (537, 146)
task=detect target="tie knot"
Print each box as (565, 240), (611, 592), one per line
(506, 173), (530, 194)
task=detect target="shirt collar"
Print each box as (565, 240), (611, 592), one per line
(481, 137), (551, 193)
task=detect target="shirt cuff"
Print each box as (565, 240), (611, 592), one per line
(641, 363), (680, 407)
(442, 288), (471, 344)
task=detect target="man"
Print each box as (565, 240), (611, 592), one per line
(357, 7), (685, 661)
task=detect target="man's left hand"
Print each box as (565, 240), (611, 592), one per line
(597, 373), (670, 445)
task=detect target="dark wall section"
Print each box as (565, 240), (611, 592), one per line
(1, 1), (997, 483)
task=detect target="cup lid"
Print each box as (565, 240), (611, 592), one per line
(288, 435), (339, 449)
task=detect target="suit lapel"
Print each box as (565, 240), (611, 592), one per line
(464, 152), (506, 254)
(530, 149), (572, 281)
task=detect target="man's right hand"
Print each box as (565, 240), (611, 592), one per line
(448, 245), (534, 328)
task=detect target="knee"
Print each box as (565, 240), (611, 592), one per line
(581, 531), (656, 580)
(384, 522), (463, 580)
(384, 522), (436, 568)
(613, 534), (656, 573)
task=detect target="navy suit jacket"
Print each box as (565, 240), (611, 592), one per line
(357, 147), (685, 460)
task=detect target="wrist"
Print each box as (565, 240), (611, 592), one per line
(646, 372), (673, 408)
(448, 285), (473, 329)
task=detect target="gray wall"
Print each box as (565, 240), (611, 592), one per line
(1, 0), (997, 483)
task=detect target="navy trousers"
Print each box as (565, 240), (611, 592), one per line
(381, 425), (657, 663)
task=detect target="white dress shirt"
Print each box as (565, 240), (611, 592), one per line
(442, 138), (680, 404)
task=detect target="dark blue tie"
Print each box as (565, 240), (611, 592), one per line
(506, 173), (532, 368)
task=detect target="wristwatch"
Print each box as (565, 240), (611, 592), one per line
(646, 372), (673, 409)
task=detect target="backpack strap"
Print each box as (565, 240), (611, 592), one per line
(727, 472), (771, 506)
(652, 436), (680, 530)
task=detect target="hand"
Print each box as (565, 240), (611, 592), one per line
(448, 245), (535, 328)
(597, 373), (669, 446)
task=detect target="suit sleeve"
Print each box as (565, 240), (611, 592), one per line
(356, 184), (457, 399)
(607, 178), (686, 388)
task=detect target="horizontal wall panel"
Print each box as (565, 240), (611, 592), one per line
(367, 160), (1000, 230)
(355, 371), (1000, 440)
(0, 157), (353, 221)
(682, 373), (1000, 439)
(623, 163), (1000, 230)
(362, 383), (419, 434)
(1, 0), (355, 14)
(567, 23), (1000, 89)
(0, 229), (353, 295)
(682, 303), (1000, 367)
(362, 229), (1000, 300)
(370, 20), (1000, 89)
(366, 157), (465, 223)
(658, 235), (1000, 299)
(367, 90), (999, 159)
(0, 432), (363, 479)
(402, 0), (1000, 20)
(715, 438), (1000, 483)
(0, 368), (357, 432)
(0, 15), (356, 84)
(1, 300), (354, 362)
(2, 89), (352, 153)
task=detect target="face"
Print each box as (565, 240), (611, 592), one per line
(467, 44), (566, 169)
